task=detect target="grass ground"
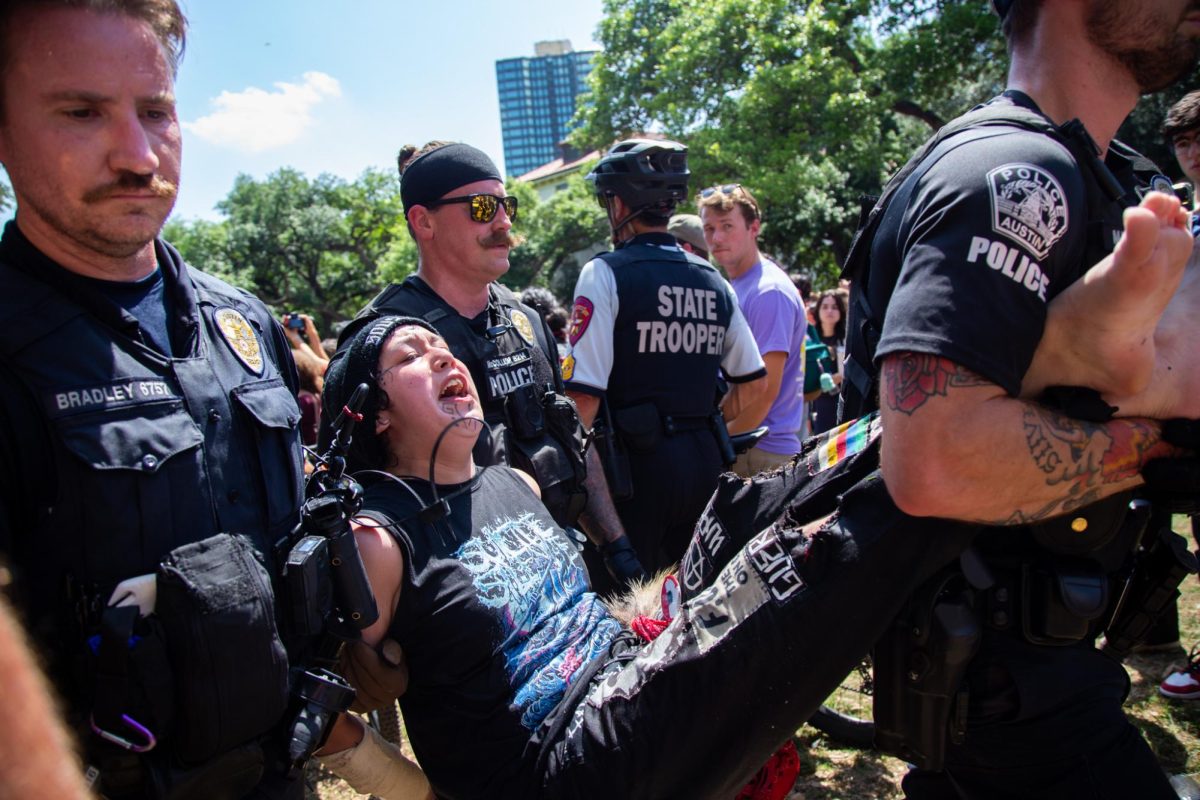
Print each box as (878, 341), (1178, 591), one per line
(308, 520), (1200, 800)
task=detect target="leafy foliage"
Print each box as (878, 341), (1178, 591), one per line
(508, 172), (610, 300)
(167, 167), (406, 330)
(575, 0), (1007, 286)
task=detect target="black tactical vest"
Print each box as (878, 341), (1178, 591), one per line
(598, 233), (737, 419)
(0, 235), (304, 651)
(339, 276), (587, 526)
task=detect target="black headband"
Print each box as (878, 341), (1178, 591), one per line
(401, 143), (502, 213)
(322, 315), (439, 473)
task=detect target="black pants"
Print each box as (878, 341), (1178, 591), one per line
(902, 632), (1175, 800)
(535, 469), (976, 800)
(584, 430), (724, 596)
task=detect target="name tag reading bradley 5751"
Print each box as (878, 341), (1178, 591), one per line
(46, 379), (177, 417)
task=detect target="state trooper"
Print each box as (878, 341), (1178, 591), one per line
(564, 139), (766, 592)
(0, 1), (305, 796)
(838, 0), (1200, 797)
(328, 141), (647, 591)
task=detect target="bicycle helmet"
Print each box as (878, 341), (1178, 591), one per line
(587, 139), (690, 215)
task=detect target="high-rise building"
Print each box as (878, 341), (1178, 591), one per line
(496, 40), (598, 178)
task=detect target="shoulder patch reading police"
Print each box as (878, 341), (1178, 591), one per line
(214, 307), (264, 375)
(987, 163), (1069, 261)
(510, 308), (536, 346)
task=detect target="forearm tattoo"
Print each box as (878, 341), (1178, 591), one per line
(882, 353), (991, 415)
(988, 407), (1165, 525)
(883, 353), (1169, 526)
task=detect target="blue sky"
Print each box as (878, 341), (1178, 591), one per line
(5, 0), (606, 222)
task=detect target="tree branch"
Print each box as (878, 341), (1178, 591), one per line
(892, 99), (944, 131)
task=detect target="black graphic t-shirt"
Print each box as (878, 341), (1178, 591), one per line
(359, 466), (620, 799)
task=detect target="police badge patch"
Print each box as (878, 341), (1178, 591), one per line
(214, 308), (264, 375)
(509, 309), (536, 345)
(987, 163), (1069, 261)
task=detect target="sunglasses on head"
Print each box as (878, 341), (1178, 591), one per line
(699, 183), (743, 199)
(425, 193), (518, 223)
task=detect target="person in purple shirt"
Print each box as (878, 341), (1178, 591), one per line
(700, 184), (808, 475)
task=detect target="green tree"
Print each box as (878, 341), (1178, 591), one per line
(215, 167), (405, 330)
(508, 172), (609, 298)
(576, 0), (1007, 285)
(162, 217), (246, 290)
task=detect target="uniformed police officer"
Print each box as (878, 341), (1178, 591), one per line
(564, 139), (766, 590)
(0, 1), (305, 797)
(328, 141), (647, 590)
(840, 1), (1199, 797)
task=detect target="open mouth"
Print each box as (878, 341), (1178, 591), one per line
(439, 375), (470, 401)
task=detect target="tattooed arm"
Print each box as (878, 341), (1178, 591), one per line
(880, 352), (1182, 525)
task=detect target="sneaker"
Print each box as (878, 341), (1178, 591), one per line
(1159, 646), (1200, 700)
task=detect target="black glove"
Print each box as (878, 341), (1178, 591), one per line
(1142, 419), (1200, 514)
(601, 534), (648, 586)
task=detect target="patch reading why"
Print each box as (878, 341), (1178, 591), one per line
(987, 163), (1069, 261)
(214, 307), (264, 375)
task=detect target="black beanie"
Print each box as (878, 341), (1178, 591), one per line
(400, 143), (502, 213)
(323, 315), (439, 473)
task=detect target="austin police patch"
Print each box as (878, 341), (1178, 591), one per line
(509, 309), (536, 345)
(214, 307), (264, 375)
(987, 163), (1069, 261)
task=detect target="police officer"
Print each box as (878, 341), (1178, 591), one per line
(564, 139), (766, 589)
(0, 1), (305, 797)
(840, 0), (1198, 797)
(329, 141), (646, 589)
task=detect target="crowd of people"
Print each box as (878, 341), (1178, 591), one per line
(0, 0), (1199, 799)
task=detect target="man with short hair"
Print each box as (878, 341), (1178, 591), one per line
(330, 142), (645, 590)
(699, 184), (807, 476)
(564, 139), (765, 589)
(0, 2), (305, 796)
(1164, 88), (1200, 235)
(840, 0), (1199, 796)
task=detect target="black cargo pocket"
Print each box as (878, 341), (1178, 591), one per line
(231, 378), (303, 538)
(56, 401), (204, 572)
(156, 533), (290, 765)
(612, 402), (663, 451)
(58, 399), (202, 471)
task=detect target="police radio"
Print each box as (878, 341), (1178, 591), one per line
(281, 382), (379, 775)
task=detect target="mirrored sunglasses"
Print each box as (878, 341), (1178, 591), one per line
(425, 193), (518, 223)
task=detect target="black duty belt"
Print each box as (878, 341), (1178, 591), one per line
(663, 414), (710, 434)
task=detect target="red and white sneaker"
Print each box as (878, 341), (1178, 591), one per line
(1159, 646), (1200, 701)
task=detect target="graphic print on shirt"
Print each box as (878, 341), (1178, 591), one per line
(456, 512), (621, 729)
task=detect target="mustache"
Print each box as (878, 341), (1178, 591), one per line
(82, 172), (177, 203)
(480, 230), (525, 248)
